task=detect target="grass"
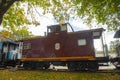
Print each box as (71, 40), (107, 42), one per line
(0, 70), (120, 80)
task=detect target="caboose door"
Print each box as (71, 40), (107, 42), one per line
(54, 32), (68, 57)
(44, 31), (68, 58)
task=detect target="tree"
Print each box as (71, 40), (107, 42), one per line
(109, 40), (120, 53)
(1, 0), (34, 40)
(0, 0), (20, 24)
(11, 26), (33, 40)
(0, 0), (120, 31)
(0, 26), (33, 40)
(110, 41), (116, 53)
(0, 30), (11, 38)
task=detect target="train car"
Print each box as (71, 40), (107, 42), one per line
(0, 39), (22, 67)
(20, 23), (105, 71)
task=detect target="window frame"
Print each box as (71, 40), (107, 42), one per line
(77, 39), (87, 46)
(23, 43), (31, 50)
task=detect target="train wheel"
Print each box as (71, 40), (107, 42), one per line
(67, 63), (76, 71)
(23, 62), (37, 70)
(43, 65), (50, 69)
(88, 62), (99, 72)
(43, 62), (50, 69)
(23, 62), (29, 69)
(77, 62), (87, 71)
(30, 63), (37, 70)
(116, 67), (120, 69)
(112, 62), (120, 69)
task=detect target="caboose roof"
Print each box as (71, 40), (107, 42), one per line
(90, 28), (105, 39)
(76, 28), (105, 39)
(2, 39), (19, 45)
(18, 28), (104, 42)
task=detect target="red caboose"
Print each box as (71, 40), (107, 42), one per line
(20, 23), (104, 71)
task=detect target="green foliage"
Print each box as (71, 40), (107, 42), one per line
(22, 0), (69, 22)
(2, 2), (29, 27)
(0, 30), (11, 38)
(2, 2), (32, 40)
(1, 0), (120, 39)
(109, 40), (119, 53)
(23, 0), (120, 30)
(70, 0), (118, 30)
(11, 26), (33, 40)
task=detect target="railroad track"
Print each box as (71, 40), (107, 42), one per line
(13, 68), (120, 74)
(1, 66), (120, 74)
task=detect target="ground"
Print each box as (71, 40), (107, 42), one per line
(0, 70), (120, 80)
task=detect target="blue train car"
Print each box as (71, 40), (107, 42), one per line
(0, 39), (21, 67)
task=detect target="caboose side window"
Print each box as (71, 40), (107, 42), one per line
(78, 39), (86, 46)
(23, 43), (31, 50)
(93, 31), (101, 37)
(61, 24), (67, 31)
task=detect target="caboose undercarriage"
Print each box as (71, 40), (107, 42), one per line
(21, 56), (110, 71)
(22, 60), (99, 71)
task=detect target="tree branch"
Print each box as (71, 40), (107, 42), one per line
(0, 0), (21, 24)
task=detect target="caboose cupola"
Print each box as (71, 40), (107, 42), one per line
(47, 23), (74, 36)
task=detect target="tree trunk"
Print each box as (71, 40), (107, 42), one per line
(0, 0), (20, 24)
